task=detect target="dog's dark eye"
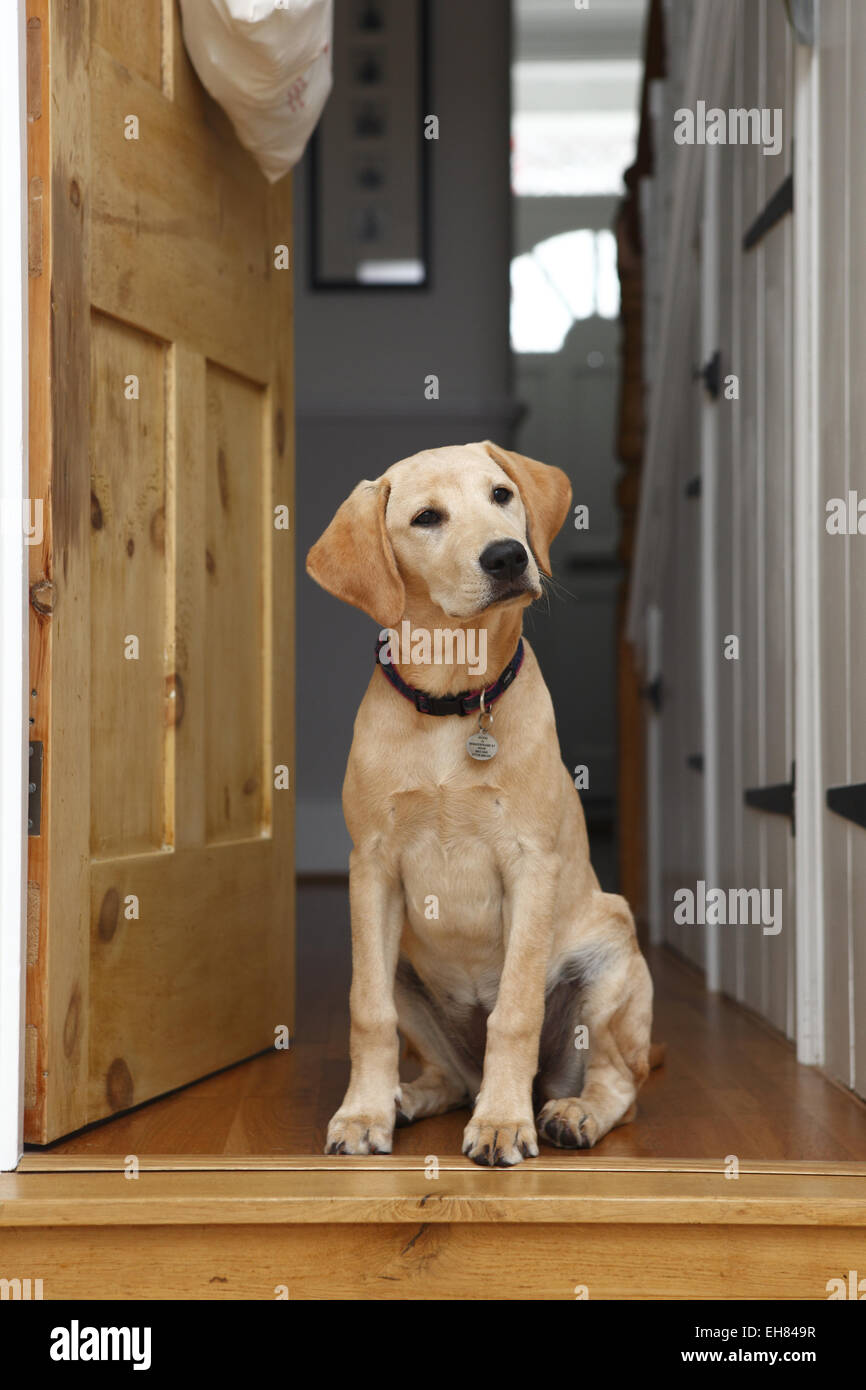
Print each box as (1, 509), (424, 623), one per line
(411, 508), (442, 527)
(492, 487), (512, 505)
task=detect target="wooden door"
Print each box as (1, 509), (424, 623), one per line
(26, 0), (294, 1143)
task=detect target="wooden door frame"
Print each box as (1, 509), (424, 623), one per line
(0, 0), (28, 1175)
(0, 0), (854, 1248)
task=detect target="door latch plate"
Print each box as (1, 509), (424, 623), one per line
(28, 740), (43, 836)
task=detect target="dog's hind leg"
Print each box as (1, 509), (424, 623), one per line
(535, 896), (653, 1149)
(396, 1065), (468, 1126)
(393, 958), (476, 1124)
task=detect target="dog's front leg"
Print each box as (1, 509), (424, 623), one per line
(463, 850), (559, 1167)
(325, 849), (403, 1155)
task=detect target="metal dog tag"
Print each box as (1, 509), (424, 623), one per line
(466, 728), (498, 760)
(467, 697), (497, 760)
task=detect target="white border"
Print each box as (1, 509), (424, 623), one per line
(792, 34), (825, 1065)
(0, 0), (28, 1171)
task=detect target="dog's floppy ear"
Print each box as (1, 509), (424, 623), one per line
(306, 478), (405, 627)
(482, 441), (572, 576)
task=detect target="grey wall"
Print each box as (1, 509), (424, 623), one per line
(294, 0), (514, 871)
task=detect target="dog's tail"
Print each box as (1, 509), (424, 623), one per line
(649, 1041), (667, 1070)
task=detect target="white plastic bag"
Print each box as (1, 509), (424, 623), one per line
(179, 0), (333, 182)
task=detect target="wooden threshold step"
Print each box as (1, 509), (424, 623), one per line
(1, 1167), (864, 1298)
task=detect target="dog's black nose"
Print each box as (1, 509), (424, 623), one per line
(479, 539), (528, 582)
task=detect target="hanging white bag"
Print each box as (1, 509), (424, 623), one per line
(178, 0), (333, 183)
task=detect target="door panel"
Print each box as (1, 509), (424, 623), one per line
(92, 0), (164, 88)
(90, 313), (170, 860)
(26, 0), (294, 1142)
(204, 363), (269, 845)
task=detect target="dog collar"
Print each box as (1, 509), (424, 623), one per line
(375, 637), (524, 717)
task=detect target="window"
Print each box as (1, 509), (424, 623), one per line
(510, 228), (620, 353)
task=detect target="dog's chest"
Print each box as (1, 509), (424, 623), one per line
(388, 775), (513, 965)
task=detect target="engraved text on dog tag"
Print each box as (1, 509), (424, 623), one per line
(466, 728), (498, 760)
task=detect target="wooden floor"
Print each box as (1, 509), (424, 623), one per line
(36, 879), (866, 1160)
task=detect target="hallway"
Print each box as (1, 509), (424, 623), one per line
(35, 881), (866, 1163)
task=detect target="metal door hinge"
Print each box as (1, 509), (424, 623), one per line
(28, 741), (43, 836)
(693, 349), (721, 400)
(743, 173), (794, 251)
(745, 761), (795, 834)
(641, 675), (663, 713)
(785, 0), (816, 46)
(826, 782), (866, 830)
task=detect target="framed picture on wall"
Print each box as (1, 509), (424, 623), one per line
(309, 0), (431, 289)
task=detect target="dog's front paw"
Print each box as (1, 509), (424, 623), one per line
(325, 1110), (394, 1155)
(462, 1115), (538, 1167)
(536, 1098), (600, 1150)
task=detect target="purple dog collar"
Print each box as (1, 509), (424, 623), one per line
(375, 637), (524, 717)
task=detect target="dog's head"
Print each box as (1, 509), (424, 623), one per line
(306, 441), (572, 628)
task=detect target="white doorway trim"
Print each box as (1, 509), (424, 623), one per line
(791, 38), (825, 1066)
(0, 0), (29, 1172)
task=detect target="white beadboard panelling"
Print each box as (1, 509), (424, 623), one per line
(633, 0), (866, 1086)
(738, 0), (765, 1021)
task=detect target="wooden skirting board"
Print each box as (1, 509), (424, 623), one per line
(2, 1159), (865, 1299)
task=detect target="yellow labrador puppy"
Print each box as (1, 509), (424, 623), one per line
(306, 440), (653, 1166)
